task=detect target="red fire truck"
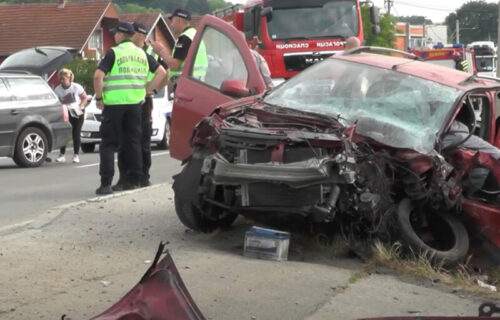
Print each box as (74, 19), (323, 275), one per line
(410, 45), (477, 75)
(214, 0), (379, 81)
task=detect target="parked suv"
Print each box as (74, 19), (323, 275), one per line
(0, 73), (71, 167)
(0, 46), (75, 167)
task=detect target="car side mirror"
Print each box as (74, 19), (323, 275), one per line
(221, 79), (250, 98)
(261, 6), (272, 22)
(370, 6), (379, 26)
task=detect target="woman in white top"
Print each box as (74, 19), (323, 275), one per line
(53, 68), (88, 163)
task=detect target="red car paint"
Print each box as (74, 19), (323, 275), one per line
(170, 14), (500, 265)
(64, 243), (206, 320)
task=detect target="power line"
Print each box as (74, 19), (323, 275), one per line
(392, 0), (455, 12)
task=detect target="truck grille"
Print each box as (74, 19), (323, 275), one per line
(283, 51), (336, 72)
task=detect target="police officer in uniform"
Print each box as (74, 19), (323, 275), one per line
(94, 21), (166, 195)
(454, 52), (469, 72)
(150, 8), (207, 83)
(112, 22), (168, 191)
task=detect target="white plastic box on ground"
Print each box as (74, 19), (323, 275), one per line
(243, 226), (290, 261)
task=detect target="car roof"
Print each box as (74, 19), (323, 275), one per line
(333, 52), (499, 90)
(0, 72), (42, 78)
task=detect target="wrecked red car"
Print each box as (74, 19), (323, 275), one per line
(169, 16), (500, 266)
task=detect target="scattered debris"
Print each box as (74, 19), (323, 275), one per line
(144, 260), (152, 264)
(100, 280), (112, 287)
(477, 279), (497, 292)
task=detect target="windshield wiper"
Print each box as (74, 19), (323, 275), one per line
(35, 48), (48, 56)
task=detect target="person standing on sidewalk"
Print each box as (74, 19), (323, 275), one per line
(112, 21), (168, 191)
(150, 8), (207, 83)
(93, 21), (166, 195)
(54, 68), (88, 164)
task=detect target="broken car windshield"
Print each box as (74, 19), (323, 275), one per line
(264, 59), (461, 154)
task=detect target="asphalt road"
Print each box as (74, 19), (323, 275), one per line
(0, 148), (182, 228)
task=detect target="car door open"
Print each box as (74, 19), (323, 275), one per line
(169, 14), (266, 161)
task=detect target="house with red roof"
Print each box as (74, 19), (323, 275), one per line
(0, 0), (175, 63)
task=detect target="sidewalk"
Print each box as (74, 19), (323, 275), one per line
(0, 184), (489, 320)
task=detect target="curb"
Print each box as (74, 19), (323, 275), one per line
(0, 183), (170, 237)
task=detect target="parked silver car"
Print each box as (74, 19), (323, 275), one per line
(0, 47), (74, 167)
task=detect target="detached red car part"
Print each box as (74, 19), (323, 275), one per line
(63, 243), (205, 320)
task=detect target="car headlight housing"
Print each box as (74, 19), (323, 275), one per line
(85, 112), (96, 121)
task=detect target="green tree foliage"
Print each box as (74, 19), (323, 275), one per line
(61, 57), (98, 95)
(395, 16), (432, 25)
(445, 1), (498, 45)
(208, 0), (232, 12)
(185, 0), (210, 14)
(361, 5), (396, 48)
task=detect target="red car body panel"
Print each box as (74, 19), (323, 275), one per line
(84, 244), (206, 320)
(169, 15), (267, 161)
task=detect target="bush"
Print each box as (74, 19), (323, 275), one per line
(61, 57), (98, 95)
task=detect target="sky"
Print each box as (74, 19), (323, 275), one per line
(229, 0), (500, 24)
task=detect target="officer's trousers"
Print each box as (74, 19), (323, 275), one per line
(99, 103), (142, 186)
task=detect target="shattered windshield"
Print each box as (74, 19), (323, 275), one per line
(267, 0), (358, 40)
(264, 59), (461, 154)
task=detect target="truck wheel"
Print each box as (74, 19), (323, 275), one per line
(81, 143), (95, 153)
(173, 153), (237, 232)
(396, 198), (469, 265)
(13, 127), (48, 168)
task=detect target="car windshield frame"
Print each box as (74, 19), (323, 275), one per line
(263, 58), (463, 154)
(266, 0), (359, 41)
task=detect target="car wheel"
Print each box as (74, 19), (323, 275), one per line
(173, 153), (237, 232)
(396, 198), (469, 265)
(157, 120), (169, 150)
(81, 143), (95, 153)
(13, 127), (48, 168)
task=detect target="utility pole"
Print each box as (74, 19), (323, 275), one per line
(456, 17), (460, 43)
(497, 1), (500, 77)
(385, 0), (392, 15)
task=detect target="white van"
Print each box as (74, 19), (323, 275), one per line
(80, 88), (171, 153)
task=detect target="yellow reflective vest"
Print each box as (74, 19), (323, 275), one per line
(103, 41), (149, 105)
(169, 27), (208, 80)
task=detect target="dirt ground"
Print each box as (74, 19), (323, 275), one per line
(0, 184), (493, 320)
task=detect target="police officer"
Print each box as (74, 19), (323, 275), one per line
(454, 52), (469, 72)
(112, 22), (168, 191)
(150, 8), (207, 83)
(94, 21), (166, 195)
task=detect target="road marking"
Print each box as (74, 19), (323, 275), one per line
(76, 151), (170, 168)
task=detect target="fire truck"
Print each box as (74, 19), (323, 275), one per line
(410, 44), (476, 74)
(468, 41), (497, 78)
(214, 0), (379, 81)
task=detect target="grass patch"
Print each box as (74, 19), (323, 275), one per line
(348, 270), (369, 284)
(369, 241), (500, 298)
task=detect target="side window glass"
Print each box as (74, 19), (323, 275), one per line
(190, 26), (248, 90)
(0, 80), (11, 102)
(6, 78), (55, 101)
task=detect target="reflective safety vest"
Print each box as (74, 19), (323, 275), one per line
(169, 27), (208, 81)
(103, 41), (149, 105)
(145, 45), (158, 82)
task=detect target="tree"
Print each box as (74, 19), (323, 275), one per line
(208, 0), (232, 12)
(185, 0), (210, 14)
(62, 57), (98, 95)
(445, 1), (498, 45)
(395, 15), (432, 25)
(361, 5), (396, 48)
